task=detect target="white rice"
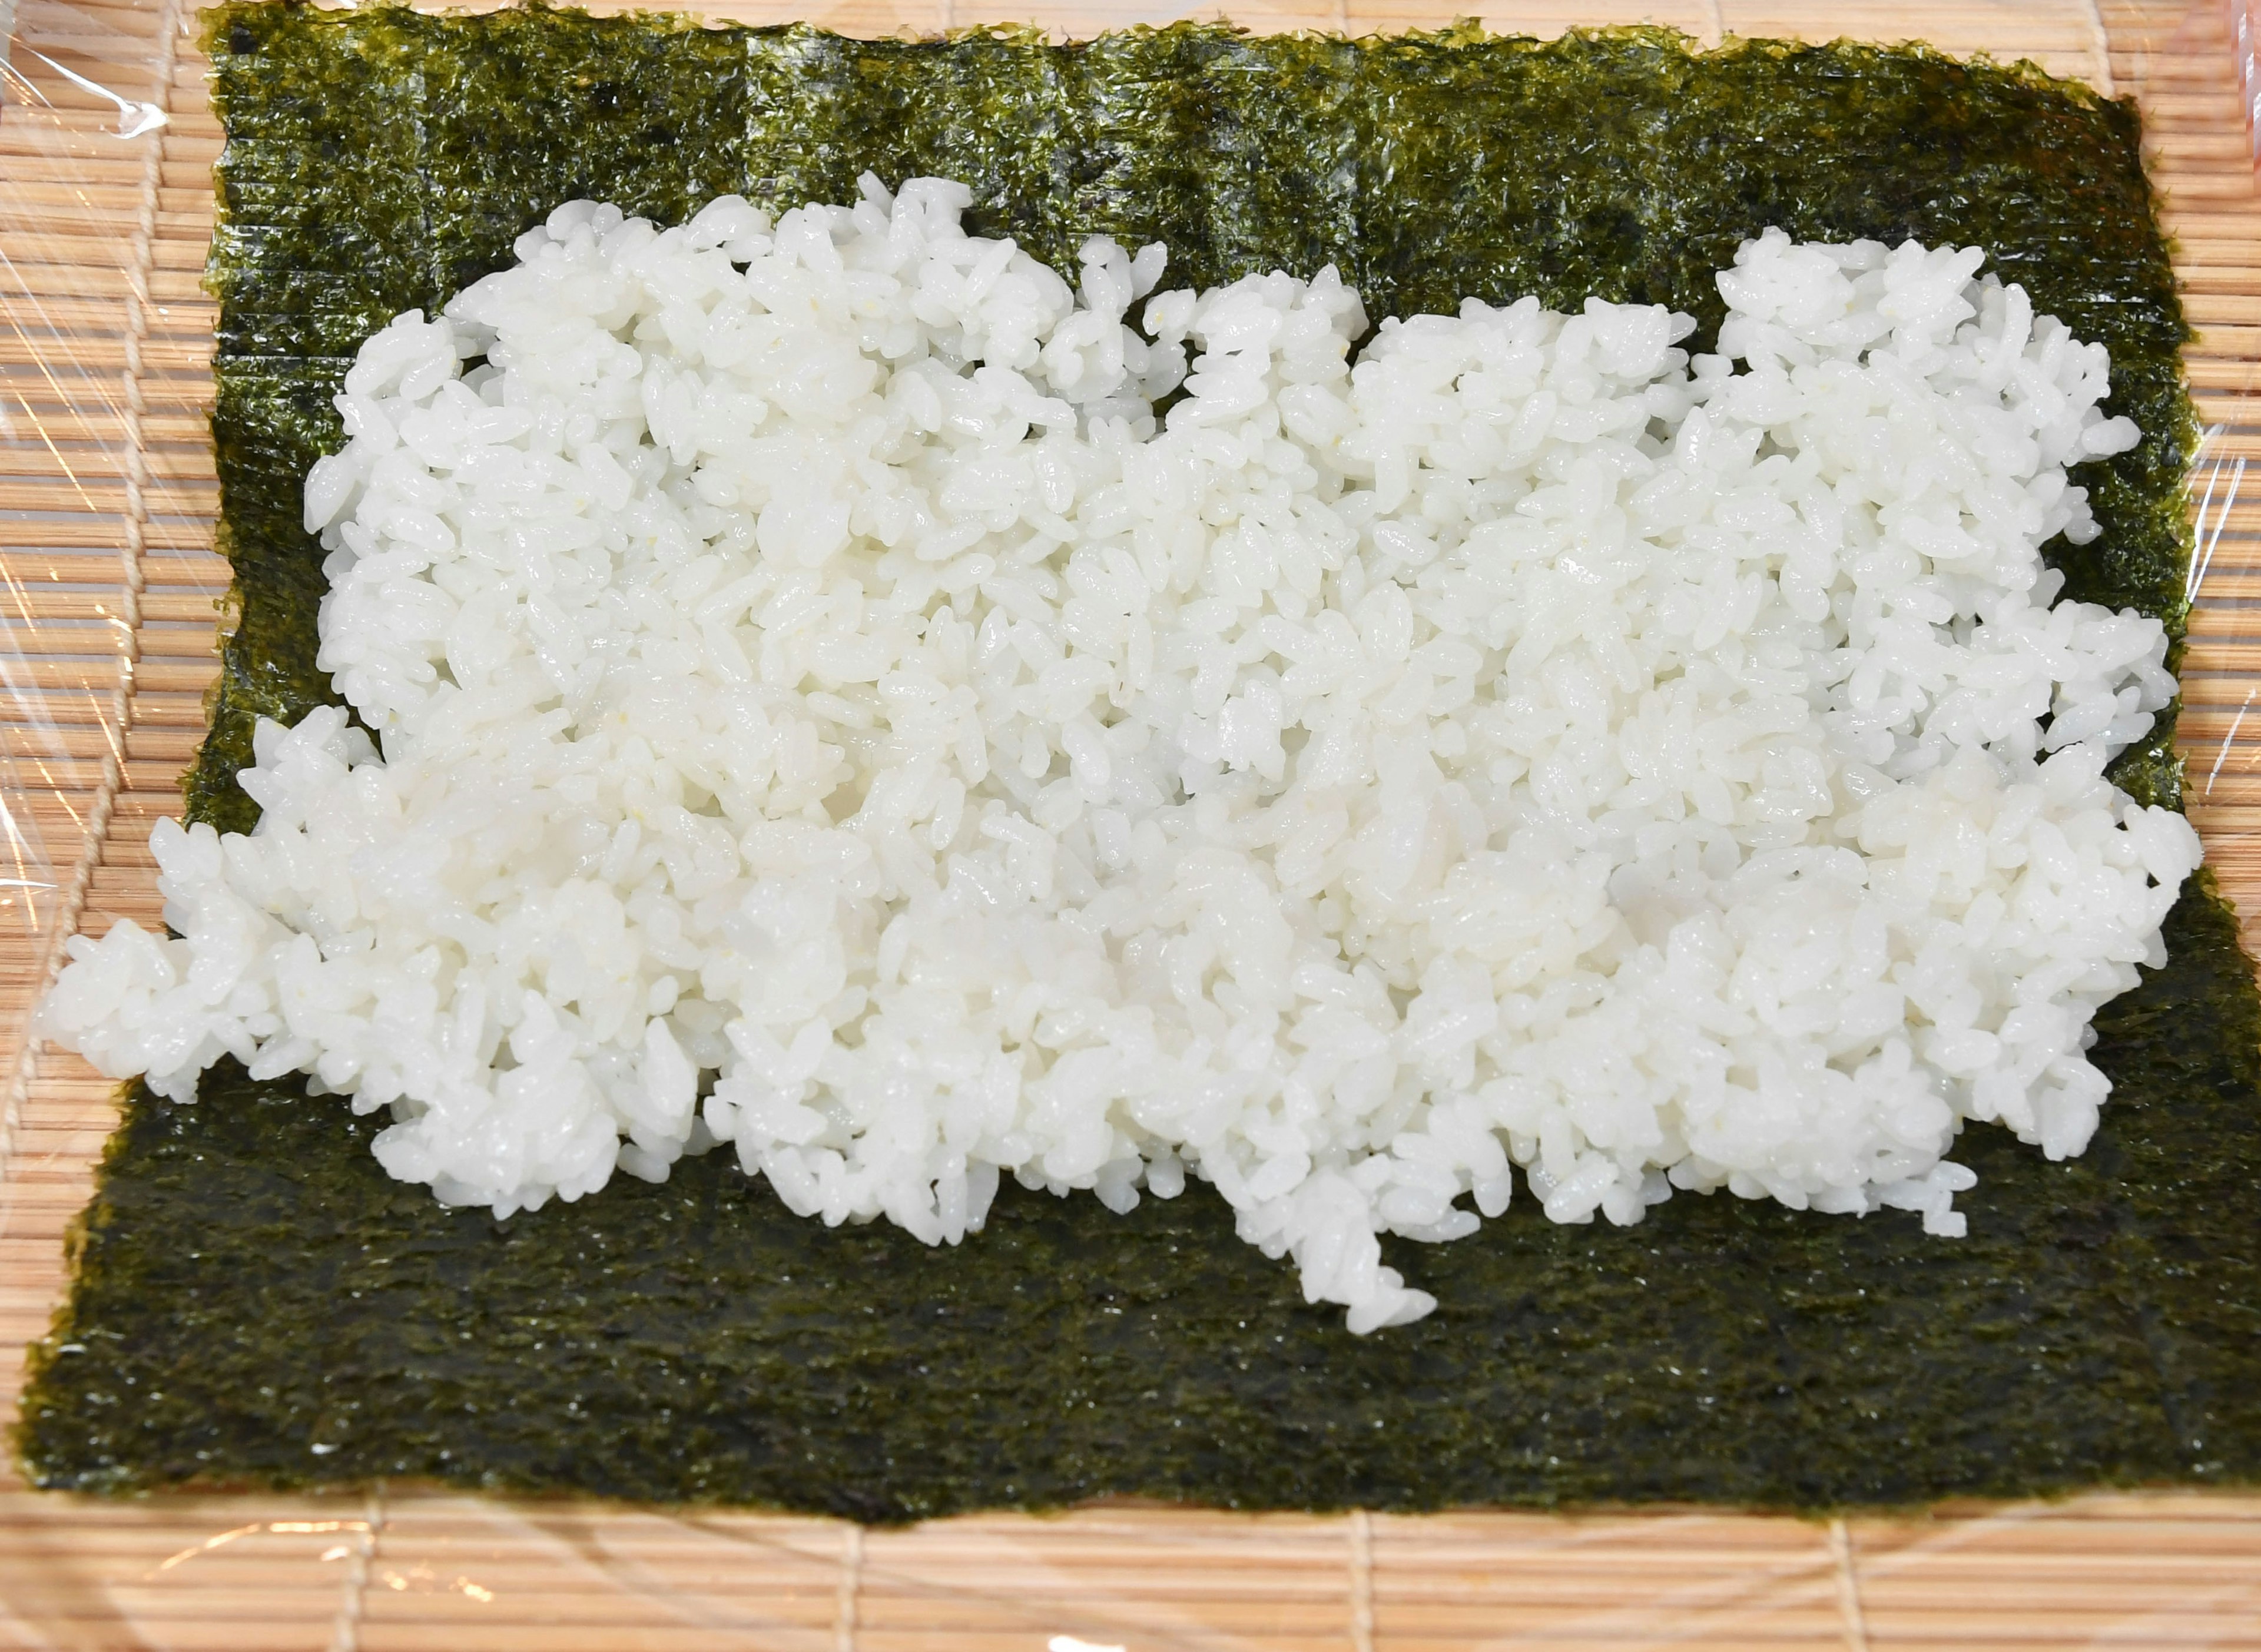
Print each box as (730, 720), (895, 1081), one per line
(37, 177), (2200, 1332)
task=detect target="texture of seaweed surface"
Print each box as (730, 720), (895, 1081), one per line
(19, 2), (2260, 1515)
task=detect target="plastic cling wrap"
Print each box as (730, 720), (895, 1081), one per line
(0, 0), (220, 1151)
(1, 0), (2259, 1641)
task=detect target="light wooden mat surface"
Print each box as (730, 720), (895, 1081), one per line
(2, 0), (2259, 1646)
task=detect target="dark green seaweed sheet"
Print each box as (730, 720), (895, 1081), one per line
(18, 2), (2260, 1517)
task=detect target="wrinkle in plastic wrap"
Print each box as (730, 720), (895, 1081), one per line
(0, 1), (2259, 1647)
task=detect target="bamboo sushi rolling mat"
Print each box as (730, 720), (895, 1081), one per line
(3, 0), (2260, 1646)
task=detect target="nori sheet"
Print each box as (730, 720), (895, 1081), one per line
(18, 2), (2259, 1517)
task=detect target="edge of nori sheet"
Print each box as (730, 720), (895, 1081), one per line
(17, 3), (2259, 1517)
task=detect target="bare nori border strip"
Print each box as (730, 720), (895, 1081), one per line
(16, 2), (2260, 1517)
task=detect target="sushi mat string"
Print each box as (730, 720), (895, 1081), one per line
(1350, 1509), (1376, 1652)
(1829, 1517), (1871, 1652)
(326, 1487), (387, 1652)
(836, 1521), (863, 1652)
(2080, 0), (2119, 98)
